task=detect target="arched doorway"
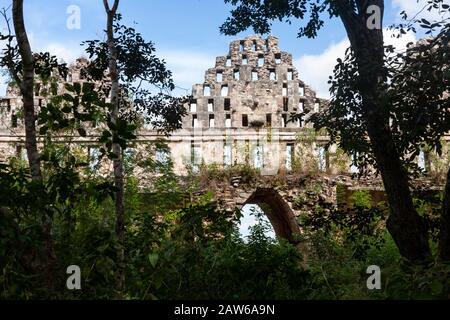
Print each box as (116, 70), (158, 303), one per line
(243, 188), (302, 244)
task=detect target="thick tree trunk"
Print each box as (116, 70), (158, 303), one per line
(336, 0), (431, 263)
(438, 167), (450, 261)
(367, 115), (431, 262)
(12, 0), (56, 277)
(103, 0), (125, 297)
(12, 0), (41, 181)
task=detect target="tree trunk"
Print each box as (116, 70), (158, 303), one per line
(12, 0), (41, 181)
(336, 0), (431, 263)
(103, 0), (125, 298)
(367, 114), (431, 263)
(439, 167), (450, 262)
(12, 0), (56, 278)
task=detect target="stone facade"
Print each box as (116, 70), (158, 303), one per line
(1, 35), (449, 243)
(0, 35), (448, 180)
(176, 35), (333, 175)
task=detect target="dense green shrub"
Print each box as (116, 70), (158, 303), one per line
(1, 157), (450, 300)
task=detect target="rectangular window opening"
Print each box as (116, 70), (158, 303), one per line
(314, 102), (320, 113)
(350, 153), (360, 174)
(299, 86), (305, 96)
(224, 98), (231, 111)
(88, 147), (100, 170)
(286, 144), (294, 172)
(192, 115), (198, 128)
(190, 100), (197, 113)
(224, 141), (232, 167)
(191, 142), (202, 173)
(155, 148), (170, 173)
(283, 97), (289, 111)
(282, 114), (288, 128)
(4, 99), (11, 112)
(242, 114), (249, 127)
(266, 114), (272, 126)
(254, 141), (264, 169)
(318, 146), (327, 172)
(275, 53), (281, 64)
(287, 70), (293, 81)
(282, 83), (288, 96)
(216, 71), (223, 82)
(208, 99), (214, 112)
(11, 113), (18, 128)
(225, 114), (232, 128)
(269, 70), (276, 81)
(204, 85), (211, 96)
(418, 151), (427, 172)
(234, 70), (240, 80)
(221, 85), (229, 96)
(245, 140), (250, 164)
(258, 55), (264, 67)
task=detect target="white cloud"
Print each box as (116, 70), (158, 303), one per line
(295, 40), (348, 98)
(0, 40), (214, 97)
(160, 50), (216, 95)
(40, 43), (84, 64)
(294, 29), (416, 99)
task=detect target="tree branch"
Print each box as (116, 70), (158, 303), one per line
(0, 7), (22, 88)
(103, 0), (119, 14)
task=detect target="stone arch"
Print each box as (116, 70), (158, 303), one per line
(244, 188), (301, 244)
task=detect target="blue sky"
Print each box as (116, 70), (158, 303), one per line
(0, 0), (444, 97)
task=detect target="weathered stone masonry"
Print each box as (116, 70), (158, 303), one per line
(1, 35), (449, 243)
(179, 35), (332, 175)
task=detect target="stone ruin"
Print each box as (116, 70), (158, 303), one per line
(0, 35), (448, 243)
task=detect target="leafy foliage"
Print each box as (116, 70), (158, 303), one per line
(0, 9), (68, 88)
(220, 0), (339, 38)
(311, 5), (450, 175)
(1, 156), (450, 299)
(82, 14), (188, 135)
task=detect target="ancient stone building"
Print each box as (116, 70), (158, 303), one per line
(0, 35), (448, 178)
(0, 58), (91, 163)
(174, 35), (332, 175)
(1, 35), (449, 243)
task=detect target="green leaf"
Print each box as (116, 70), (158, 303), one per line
(62, 105), (72, 113)
(148, 253), (159, 268)
(74, 82), (82, 94)
(62, 93), (74, 102)
(65, 83), (74, 92)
